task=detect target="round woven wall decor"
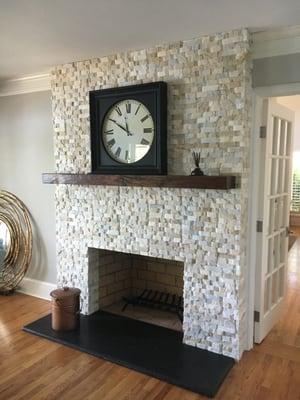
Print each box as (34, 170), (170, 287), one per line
(0, 190), (32, 294)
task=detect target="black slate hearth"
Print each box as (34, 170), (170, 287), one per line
(23, 311), (234, 397)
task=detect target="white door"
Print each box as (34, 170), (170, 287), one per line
(254, 98), (294, 343)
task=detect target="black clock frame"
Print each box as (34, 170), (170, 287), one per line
(89, 81), (167, 175)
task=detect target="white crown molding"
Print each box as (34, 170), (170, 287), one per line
(251, 25), (300, 59)
(17, 277), (56, 300)
(0, 73), (51, 97)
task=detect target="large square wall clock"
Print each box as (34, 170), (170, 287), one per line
(89, 81), (167, 175)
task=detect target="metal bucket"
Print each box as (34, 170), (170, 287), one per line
(50, 287), (81, 331)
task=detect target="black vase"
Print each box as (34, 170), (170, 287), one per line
(191, 167), (204, 176)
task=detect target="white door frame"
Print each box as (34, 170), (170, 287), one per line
(246, 83), (300, 351)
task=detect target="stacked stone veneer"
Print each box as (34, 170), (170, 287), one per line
(52, 28), (252, 359)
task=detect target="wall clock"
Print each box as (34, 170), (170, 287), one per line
(89, 81), (167, 174)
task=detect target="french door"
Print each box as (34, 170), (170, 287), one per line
(254, 98), (294, 343)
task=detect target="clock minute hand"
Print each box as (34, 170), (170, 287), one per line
(109, 118), (128, 133)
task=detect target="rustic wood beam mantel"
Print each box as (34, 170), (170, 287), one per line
(42, 173), (237, 190)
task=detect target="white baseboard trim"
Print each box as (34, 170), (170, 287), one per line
(17, 277), (56, 300)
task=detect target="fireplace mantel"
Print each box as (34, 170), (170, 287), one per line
(42, 173), (236, 190)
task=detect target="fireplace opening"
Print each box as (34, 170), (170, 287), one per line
(89, 248), (184, 331)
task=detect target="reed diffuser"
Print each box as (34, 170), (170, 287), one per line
(191, 151), (204, 176)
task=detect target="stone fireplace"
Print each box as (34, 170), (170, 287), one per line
(51, 28), (252, 359)
(56, 184), (243, 358)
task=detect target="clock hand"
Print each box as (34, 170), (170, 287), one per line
(109, 118), (128, 133)
(124, 116), (133, 136)
(125, 118), (129, 132)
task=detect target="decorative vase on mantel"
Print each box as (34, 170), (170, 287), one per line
(191, 151), (204, 176)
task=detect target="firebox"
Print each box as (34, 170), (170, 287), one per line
(88, 248), (184, 331)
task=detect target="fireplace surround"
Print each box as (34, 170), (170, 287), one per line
(51, 28), (252, 359)
(56, 184), (243, 358)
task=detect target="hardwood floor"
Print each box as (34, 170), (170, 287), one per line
(290, 225), (300, 237)
(1, 240), (300, 399)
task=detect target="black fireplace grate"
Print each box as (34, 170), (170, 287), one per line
(122, 289), (183, 321)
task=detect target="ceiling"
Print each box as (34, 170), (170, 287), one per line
(1, 0), (300, 81)
(277, 95), (300, 111)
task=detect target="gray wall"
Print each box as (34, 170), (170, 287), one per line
(0, 91), (56, 283)
(253, 53), (300, 87)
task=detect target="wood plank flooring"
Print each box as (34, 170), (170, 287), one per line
(1, 240), (300, 399)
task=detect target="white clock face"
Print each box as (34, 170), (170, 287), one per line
(102, 99), (155, 164)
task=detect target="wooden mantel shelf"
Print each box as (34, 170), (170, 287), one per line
(42, 173), (236, 190)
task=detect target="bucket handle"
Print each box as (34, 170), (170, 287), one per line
(54, 298), (82, 315)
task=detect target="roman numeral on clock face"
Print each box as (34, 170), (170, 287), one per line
(135, 104), (141, 115)
(141, 138), (150, 145)
(115, 106), (122, 116)
(107, 138), (115, 147)
(126, 103), (131, 113)
(140, 114), (149, 123)
(105, 129), (114, 135)
(115, 147), (121, 158)
(143, 128), (153, 133)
